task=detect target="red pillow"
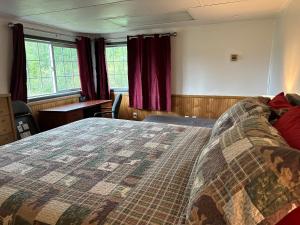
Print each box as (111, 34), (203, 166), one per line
(268, 92), (293, 109)
(276, 207), (300, 225)
(274, 106), (300, 149)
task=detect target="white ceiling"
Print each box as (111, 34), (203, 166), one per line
(0, 0), (289, 34)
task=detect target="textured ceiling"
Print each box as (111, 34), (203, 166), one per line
(0, 0), (288, 34)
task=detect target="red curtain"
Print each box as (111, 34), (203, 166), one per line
(127, 35), (171, 111)
(95, 38), (110, 100)
(76, 37), (96, 100)
(10, 23), (27, 102)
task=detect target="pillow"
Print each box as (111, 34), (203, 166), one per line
(286, 93), (300, 106)
(276, 207), (300, 225)
(268, 92), (293, 109)
(256, 96), (271, 105)
(274, 106), (300, 150)
(210, 98), (271, 140)
(186, 116), (294, 225)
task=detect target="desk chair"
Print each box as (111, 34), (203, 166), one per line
(94, 94), (122, 119)
(12, 101), (40, 140)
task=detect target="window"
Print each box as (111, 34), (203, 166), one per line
(25, 38), (80, 99)
(105, 45), (128, 90)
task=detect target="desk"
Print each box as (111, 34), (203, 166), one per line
(39, 100), (111, 131)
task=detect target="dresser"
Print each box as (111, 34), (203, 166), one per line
(0, 94), (17, 145)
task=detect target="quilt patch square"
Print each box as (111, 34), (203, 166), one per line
(123, 140), (133, 145)
(150, 127), (163, 132)
(98, 162), (120, 172)
(106, 138), (120, 144)
(20, 148), (41, 155)
(116, 150), (134, 158)
(39, 171), (66, 184)
(222, 138), (253, 163)
(245, 170), (293, 216)
(144, 142), (159, 148)
(223, 189), (264, 225)
(48, 140), (65, 146)
(0, 186), (18, 206)
(78, 144), (97, 152)
(57, 175), (80, 187)
(35, 200), (71, 225)
(111, 185), (131, 198)
(89, 181), (117, 195)
(141, 133), (156, 138)
(53, 155), (78, 164)
(0, 162), (33, 175)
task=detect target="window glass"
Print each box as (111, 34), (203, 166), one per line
(53, 46), (80, 92)
(25, 39), (81, 99)
(105, 45), (128, 90)
(25, 41), (53, 97)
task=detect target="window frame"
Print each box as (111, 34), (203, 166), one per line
(25, 35), (81, 102)
(105, 42), (128, 92)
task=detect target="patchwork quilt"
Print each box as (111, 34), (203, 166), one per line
(210, 98), (271, 140)
(186, 116), (300, 225)
(0, 118), (211, 225)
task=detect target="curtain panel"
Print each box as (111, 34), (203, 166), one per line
(127, 35), (171, 111)
(76, 37), (96, 100)
(10, 23), (27, 102)
(95, 38), (110, 100)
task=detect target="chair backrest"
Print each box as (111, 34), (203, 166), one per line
(12, 101), (39, 140)
(112, 94), (123, 119)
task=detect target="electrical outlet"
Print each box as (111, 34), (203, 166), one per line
(133, 112), (138, 119)
(185, 115), (189, 118)
(192, 116), (197, 118)
(231, 54), (238, 62)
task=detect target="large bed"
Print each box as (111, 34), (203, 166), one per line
(0, 97), (299, 225)
(0, 118), (211, 225)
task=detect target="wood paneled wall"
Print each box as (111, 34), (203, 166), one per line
(28, 93), (246, 122)
(118, 93), (246, 121)
(29, 95), (80, 120)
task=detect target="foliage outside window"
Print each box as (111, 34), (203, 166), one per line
(25, 38), (80, 98)
(105, 45), (128, 90)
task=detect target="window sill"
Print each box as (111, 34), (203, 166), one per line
(111, 88), (128, 93)
(28, 91), (81, 104)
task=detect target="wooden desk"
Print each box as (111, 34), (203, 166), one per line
(39, 100), (111, 131)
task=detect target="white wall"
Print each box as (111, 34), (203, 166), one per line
(104, 19), (276, 96)
(171, 19), (275, 96)
(0, 17), (12, 94)
(0, 17), (276, 96)
(269, 0), (300, 95)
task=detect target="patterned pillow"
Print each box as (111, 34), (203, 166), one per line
(210, 98), (271, 140)
(286, 93), (300, 106)
(186, 116), (296, 225)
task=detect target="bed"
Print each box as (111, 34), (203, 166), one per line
(0, 97), (299, 225)
(0, 118), (211, 225)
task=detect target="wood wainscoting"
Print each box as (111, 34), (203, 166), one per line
(28, 93), (246, 123)
(28, 95), (80, 121)
(117, 93), (246, 121)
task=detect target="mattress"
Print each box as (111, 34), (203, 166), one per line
(144, 115), (216, 128)
(0, 118), (211, 225)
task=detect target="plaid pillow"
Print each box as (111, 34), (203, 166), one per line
(210, 97), (271, 140)
(186, 116), (295, 225)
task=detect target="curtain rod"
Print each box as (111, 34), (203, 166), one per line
(128, 32), (177, 40)
(8, 23), (79, 39)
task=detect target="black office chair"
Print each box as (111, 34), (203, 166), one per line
(12, 101), (40, 140)
(94, 94), (122, 119)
